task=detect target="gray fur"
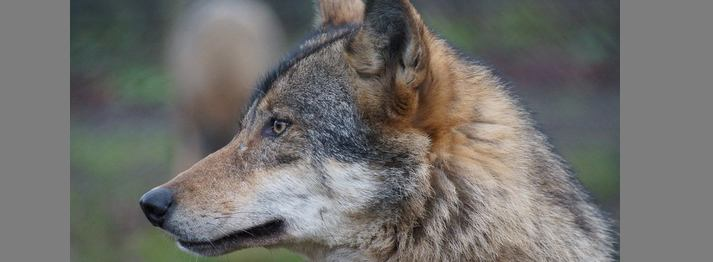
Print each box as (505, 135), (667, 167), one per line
(146, 1), (615, 261)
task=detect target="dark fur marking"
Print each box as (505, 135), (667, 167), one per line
(363, 0), (410, 64)
(319, 207), (326, 221)
(274, 154), (301, 165)
(316, 164), (335, 199)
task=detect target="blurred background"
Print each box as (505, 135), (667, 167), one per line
(71, 0), (619, 261)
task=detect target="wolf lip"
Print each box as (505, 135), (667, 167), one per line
(177, 219), (285, 256)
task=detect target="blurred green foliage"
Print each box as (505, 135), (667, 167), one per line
(71, 0), (618, 261)
(111, 65), (172, 107)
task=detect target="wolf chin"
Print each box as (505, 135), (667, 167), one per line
(139, 0), (615, 261)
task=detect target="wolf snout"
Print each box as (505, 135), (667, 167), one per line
(139, 187), (174, 227)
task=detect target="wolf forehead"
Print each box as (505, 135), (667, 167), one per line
(237, 24), (383, 160)
(248, 24), (360, 107)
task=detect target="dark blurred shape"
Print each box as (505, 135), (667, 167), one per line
(168, 0), (285, 171)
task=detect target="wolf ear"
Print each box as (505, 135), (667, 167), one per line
(346, 0), (430, 120)
(315, 0), (365, 28)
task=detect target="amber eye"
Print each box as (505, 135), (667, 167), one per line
(270, 119), (289, 136)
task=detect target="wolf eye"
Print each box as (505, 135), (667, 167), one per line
(272, 120), (288, 134)
(265, 119), (290, 137)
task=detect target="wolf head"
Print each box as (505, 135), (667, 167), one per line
(141, 0), (458, 257)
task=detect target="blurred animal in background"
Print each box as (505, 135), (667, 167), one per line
(168, 0), (285, 171)
(141, 0), (614, 261)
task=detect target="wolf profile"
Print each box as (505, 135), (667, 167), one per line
(141, 0), (614, 261)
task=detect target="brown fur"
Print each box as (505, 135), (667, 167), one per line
(144, 1), (614, 261)
(339, 2), (612, 260)
(343, 2), (611, 260)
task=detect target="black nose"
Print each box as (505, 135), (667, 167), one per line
(139, 187), (174, 227)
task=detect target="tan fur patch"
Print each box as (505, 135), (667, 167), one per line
(316, 0), (365, 27)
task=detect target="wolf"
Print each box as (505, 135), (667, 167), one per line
(168, 0), (284, 171)
(140, 0), (614, 261)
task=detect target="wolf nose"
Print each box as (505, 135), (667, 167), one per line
(139, 187), (174, 227)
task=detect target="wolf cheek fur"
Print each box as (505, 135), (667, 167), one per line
(140, 0), (614, 261)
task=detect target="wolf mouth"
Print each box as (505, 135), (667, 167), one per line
(177, 219), (285, 256)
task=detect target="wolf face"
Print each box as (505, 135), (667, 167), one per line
(141, 0), (613, 260)
(141, 1), (436, 257)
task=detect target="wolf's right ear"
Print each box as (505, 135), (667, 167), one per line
(314, 0), (365, 28)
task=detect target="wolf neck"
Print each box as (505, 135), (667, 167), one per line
(295, 25), (609, 262)
(305, 40), (540, 260)
(371, 38), (545, 261)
